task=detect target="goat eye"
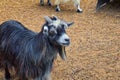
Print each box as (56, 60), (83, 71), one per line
(49, 29), (57, 37)
(52, 26), (56, 29)
(49, 32), (56, 37)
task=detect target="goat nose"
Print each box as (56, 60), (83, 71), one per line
(65, 39), (70, 42)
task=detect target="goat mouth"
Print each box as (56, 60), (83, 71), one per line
(60, 42), (70, 46)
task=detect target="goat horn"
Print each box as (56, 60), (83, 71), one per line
(52, 15), (58, 20)
(44, 16), (53, 23)
(67, 22), (74, 27)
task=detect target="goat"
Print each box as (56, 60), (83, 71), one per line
(96, 0), (113, 10)
(40, 0), (83, 13)
(0, 16), (73, 80)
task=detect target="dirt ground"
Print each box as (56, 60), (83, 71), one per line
(0, 0), (120, 80)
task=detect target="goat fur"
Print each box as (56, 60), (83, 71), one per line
(0, 17), (71, 80)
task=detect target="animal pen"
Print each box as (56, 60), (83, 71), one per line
(0, 0), (120, 80)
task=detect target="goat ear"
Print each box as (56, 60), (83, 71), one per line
(67, 22), (74, 27)
(44, 16), (53, 23)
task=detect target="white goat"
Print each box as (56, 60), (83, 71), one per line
(40, 0), (83, 13)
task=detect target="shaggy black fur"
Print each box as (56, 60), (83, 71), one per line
(0, 17), (72, 80)
(96, 0), (110, 10)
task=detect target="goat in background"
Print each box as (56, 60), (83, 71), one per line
(0, 16), (73, 80)
(40, 0), (83, 13)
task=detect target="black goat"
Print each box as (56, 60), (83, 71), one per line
(0, 16), (73, 80)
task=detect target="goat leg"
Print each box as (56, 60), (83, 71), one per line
(56, 5), (60, 12)
(47, 0), (52, 6)
(4, 65), (11, 80)
(40, 0), (44, 6)
(76, 4), (82, 13)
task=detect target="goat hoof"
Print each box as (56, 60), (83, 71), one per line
(48, 3), (52, 6)
(77, 9), (83, 13)
(55, 8), (60, 12)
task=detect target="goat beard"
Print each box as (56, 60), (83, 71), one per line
(58, 46), (66, 60)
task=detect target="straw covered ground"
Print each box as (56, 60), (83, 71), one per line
(0, 0), (120, 80)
